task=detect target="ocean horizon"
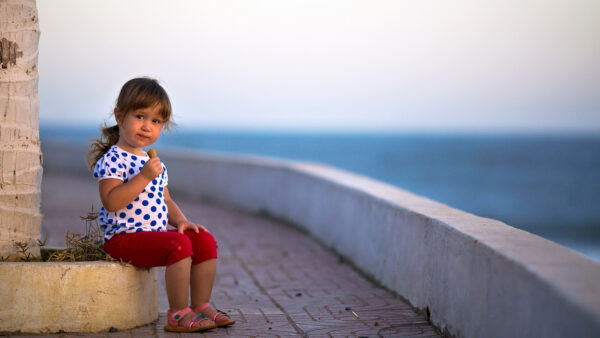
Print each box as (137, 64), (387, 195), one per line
(40, 125), (600, 262)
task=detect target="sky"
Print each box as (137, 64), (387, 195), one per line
(37, 0), (600, 133)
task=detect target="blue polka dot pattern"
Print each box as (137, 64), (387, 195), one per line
(94, 145), (169, 242)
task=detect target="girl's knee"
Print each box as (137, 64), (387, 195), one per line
(171, 232), (193, 251)
(187, 231), (218, 264)
(166, 233), (194, 265)
(186, 230), (217, 249)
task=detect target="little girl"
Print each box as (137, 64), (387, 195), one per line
(87, 77), (235, 332)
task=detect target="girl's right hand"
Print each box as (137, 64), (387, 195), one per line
(140, 157), (163, 180)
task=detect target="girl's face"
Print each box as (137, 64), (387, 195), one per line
(115, 104), (165, 155)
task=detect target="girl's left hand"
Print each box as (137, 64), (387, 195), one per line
(176, 220), (208, 233)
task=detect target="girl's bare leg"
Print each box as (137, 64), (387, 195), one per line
(190, 258), (217, 309)
(165, 256), (192, 311)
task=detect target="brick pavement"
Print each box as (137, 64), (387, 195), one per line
(8, 172), (441, 337)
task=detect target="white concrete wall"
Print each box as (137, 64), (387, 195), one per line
(45, 142), (600, 337)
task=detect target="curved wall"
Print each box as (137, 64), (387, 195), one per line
(44, 142), (600, 337)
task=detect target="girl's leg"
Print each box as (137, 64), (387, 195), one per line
(166, 256), (192, 311)
(190, 258), (217, 308)
(168, 229), (218, 308)
(177, 230), (233, 325)
(171, 229), (218, 307)
(164, 255), (216, 330)
(191, 259), (234, 326)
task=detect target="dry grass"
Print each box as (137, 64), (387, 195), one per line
(43, 207), (109, 262)
(2, 206), (117, 263)
(44, 206), (116, 262)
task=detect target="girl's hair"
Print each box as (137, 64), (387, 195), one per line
(87, 77), (174, 171)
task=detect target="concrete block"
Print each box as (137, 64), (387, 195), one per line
(0, 262), (158, 333)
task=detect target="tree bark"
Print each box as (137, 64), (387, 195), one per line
(0, 0), (42, 259)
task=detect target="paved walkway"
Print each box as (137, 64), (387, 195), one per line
(14, 171), (441, 337)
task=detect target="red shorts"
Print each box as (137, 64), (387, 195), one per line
(103, 229), (218, 268)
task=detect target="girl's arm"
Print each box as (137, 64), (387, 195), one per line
(99, 157), (163, 212)
(165, 186), (208, 233)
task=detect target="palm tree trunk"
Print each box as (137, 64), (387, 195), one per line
(0, 0), (42, 259)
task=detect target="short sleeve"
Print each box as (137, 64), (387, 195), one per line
(161, 166), (168, 187)
(93, 152), (125, 181)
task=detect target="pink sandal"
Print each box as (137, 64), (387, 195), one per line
(164, 307), (216, 332)
(194, 303), (236, 327)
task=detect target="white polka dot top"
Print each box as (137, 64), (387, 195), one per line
(93, 145), (169, 242)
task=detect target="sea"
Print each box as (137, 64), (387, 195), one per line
(40, 126), (600, 262)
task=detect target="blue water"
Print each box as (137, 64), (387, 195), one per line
(40, 126), (600, 262)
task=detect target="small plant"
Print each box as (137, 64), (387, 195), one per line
(3, 206), (120, 263)
(13, 240), (42, 262)
(44, 206), (114, 262)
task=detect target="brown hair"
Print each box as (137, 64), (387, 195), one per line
(87, 77), (174, 171)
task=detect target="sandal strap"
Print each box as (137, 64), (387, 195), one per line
(169, 307), (193, 321)
(185, 315), (204, 328)
(169, 307), (201, 328)
(196, 302), (211, 312)
(209, 309), (230, 321)
(192, 303), (232, 322)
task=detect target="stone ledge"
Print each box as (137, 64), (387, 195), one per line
(0, 261), (158, 333)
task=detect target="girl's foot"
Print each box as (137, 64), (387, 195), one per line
(194, 303), (236, 327)
(164, 307), (216, 332)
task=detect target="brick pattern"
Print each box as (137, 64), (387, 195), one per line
(24, 174), (441, 337)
